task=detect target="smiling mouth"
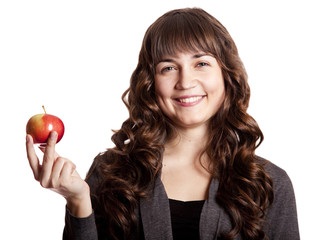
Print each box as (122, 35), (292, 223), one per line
(174, 95), (206, 106)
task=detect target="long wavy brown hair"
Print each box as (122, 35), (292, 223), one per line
(87, 8), (274, 240)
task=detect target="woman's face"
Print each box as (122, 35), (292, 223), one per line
(154, 51), (225, 129)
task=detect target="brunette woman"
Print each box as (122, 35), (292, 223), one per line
(26, 8), (300, 240)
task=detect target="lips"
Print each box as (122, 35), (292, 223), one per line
(174, 95), (206, 106)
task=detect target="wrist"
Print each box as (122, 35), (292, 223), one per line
(66, 189), (92, 218)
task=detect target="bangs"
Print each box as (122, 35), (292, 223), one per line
(146, 9), (219, 65)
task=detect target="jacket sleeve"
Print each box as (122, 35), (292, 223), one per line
(63, 207), (98, 240)
(264, 163), (300, 240)
(62, 154), (103, 240)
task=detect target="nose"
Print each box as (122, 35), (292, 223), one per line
(175, 68), (196, 90)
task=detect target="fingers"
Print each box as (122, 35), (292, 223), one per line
(49, 157), (66, 188)
(26, 134), (41, 181)
(38, 146), (59, 159)
(26, 132), (87, 202)
(39, 131), (58, 187)
(50, 157), (76, 189)
(37, 131), (77, 192)
(61, 161), (76, 180)
(43, 131), (58, 163)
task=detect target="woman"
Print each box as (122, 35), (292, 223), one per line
(26, 8), (300, 240)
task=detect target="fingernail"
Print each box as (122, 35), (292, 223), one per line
(50, 131), (58, 139)
(39, 144), (47, 149)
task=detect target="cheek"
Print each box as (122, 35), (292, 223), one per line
(207, 73), (225, 93)
(207, 75), (225, 106)
(217, 82), (226, 103)
(155, 80), (171, 99)
(216, 88), (226, 107)
(154, 81), (175, 116)
(154, 85), (167, 113)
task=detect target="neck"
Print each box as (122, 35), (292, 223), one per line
(164, 125), (209, 165)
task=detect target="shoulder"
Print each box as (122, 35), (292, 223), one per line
(86, 151), (108, 178)
(255, 155), (293, 192)
(86, 149), (121, 177)
(255, 155), (298, 218)
(255, 157), (300, 238)
(86, 149), (132, 191)
(85, 150), (115, 193)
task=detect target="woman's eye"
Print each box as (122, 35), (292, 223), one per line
(161, 66), (175, 73)
(197, 62), (209, 67)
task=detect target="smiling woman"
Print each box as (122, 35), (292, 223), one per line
(25, 7), (300, 240)
(155, 52), (225, 129)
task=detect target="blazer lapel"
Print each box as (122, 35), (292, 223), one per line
(140, 177), (173, 240)
(199, 178), (221, 240)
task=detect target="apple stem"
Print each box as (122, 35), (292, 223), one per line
(42, 105), (47, 114)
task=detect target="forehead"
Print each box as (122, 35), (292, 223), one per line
(157, 51), (214, 63)
(153, 42), (215, 66)
(149, 15), (218, 66)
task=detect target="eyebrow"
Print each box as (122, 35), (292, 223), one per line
(157, 53), (211, 64)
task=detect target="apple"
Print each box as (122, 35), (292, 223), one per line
(26, 106), (65, 144)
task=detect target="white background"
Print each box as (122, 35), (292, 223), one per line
(1, 0), (327, 239)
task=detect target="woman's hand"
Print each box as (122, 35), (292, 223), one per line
(26, 131), (92, 217)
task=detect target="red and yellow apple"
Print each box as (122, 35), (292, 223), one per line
(26, 106), (65, 144)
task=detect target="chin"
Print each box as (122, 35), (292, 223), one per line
(176, 119), (209, 129)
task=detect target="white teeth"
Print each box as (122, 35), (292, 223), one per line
(178, 96), (202, 103)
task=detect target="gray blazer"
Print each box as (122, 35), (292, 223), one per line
(63, 156), (300, 240)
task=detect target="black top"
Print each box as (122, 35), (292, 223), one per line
(169, 199), (205, 240)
